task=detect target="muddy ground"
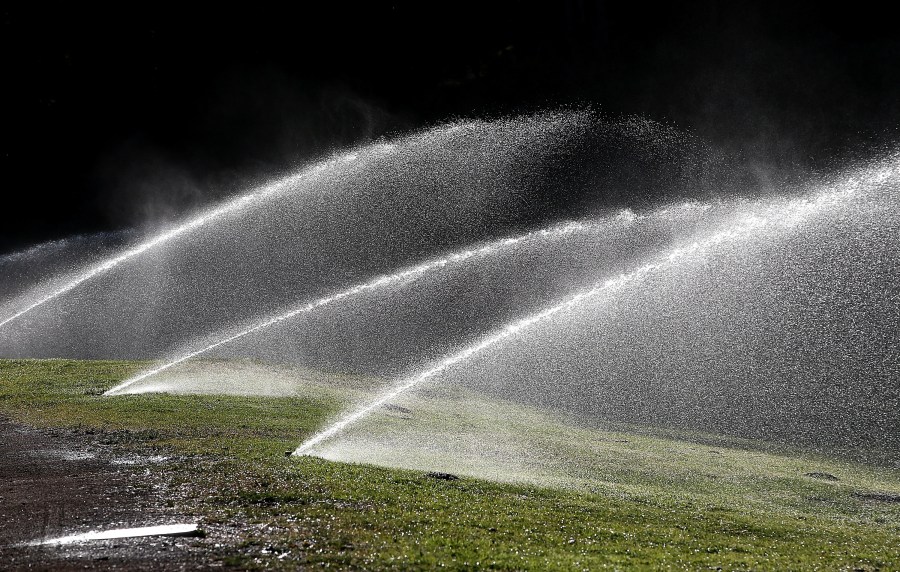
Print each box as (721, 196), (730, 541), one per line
(0, 417), (238, 570)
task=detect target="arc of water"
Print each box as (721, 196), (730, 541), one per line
(292, 181), (867, 456)
(104, 220), (598, 395)
(0, 112), (590, 331)
(105, 198), (725, 397)
(0, 152), (365, 331)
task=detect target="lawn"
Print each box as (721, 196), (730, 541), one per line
(1, 359), (897, 570)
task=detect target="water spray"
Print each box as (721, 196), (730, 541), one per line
(0, 150), (372, 331)
(105, 219), (613, 395)
(292, 181), (867, 456)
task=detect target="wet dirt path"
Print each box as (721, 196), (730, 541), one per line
(0, 417), (227, 570)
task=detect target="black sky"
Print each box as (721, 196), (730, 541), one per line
(2, 1), (899, 252)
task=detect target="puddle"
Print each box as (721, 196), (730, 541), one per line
(34, 524), (201, 545)
(112, 455), (169, 466)
(29, 449), (97, 461)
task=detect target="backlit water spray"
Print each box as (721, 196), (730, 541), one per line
(292, 177), (873, 456)
(1, 113), (596, 356)
(0, 150), (373, 331)
(104, 215), (661, 395)
(0, 230), (131, 265)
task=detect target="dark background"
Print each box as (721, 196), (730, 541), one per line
(2, 1), (898, 253)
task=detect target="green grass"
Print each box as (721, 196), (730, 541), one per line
(1, 359), (898, 570)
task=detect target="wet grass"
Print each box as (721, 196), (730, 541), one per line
(330, 385), (900, 528)
(1, 359), (898, 570)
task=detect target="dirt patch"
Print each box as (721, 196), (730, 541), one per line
(804, 472), (839, 481)
(426, 472), (459, 481)
(852, 491), (900, 504)
(0, 417), (235, 570)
